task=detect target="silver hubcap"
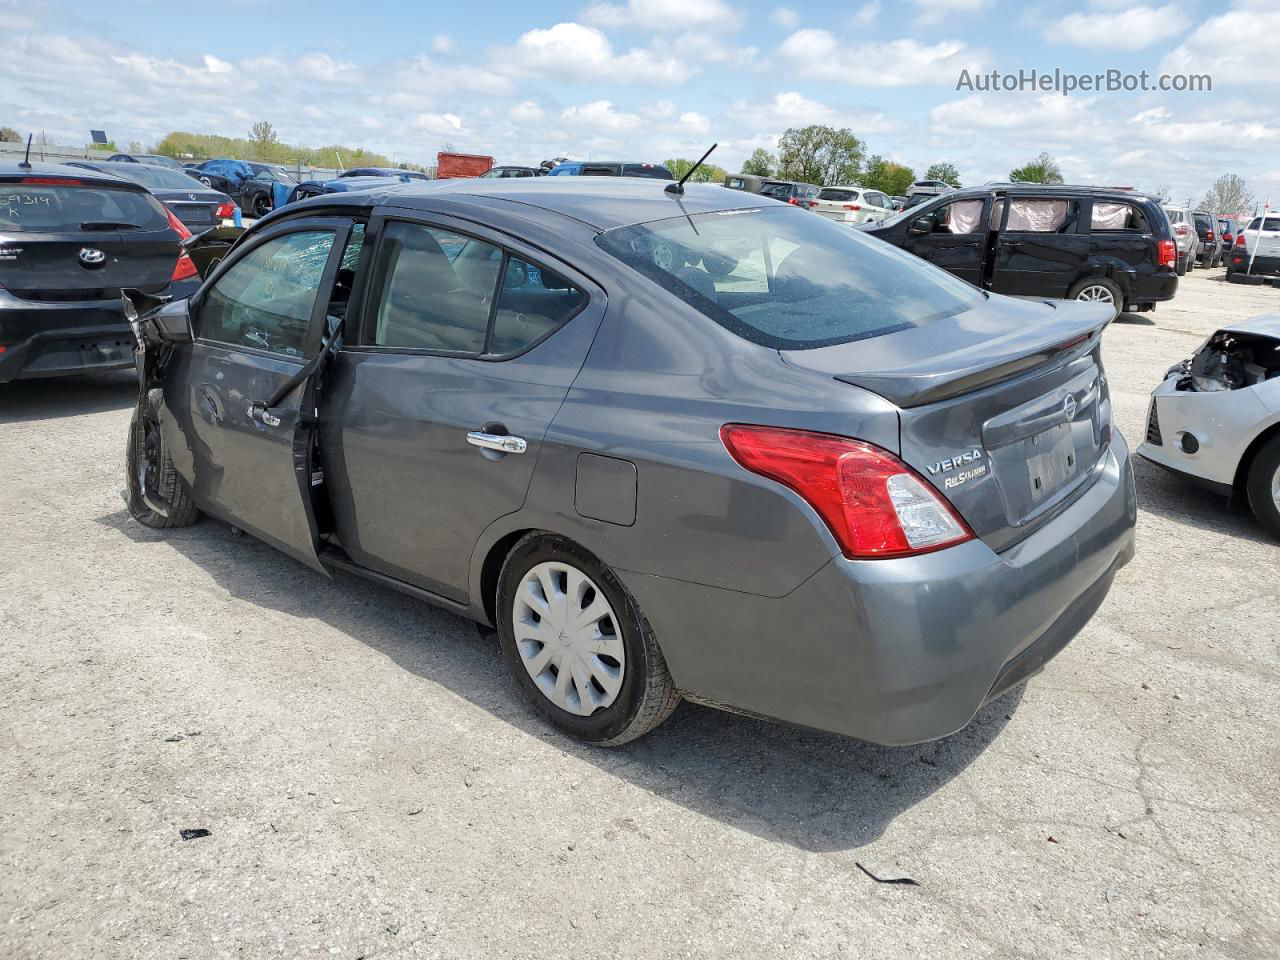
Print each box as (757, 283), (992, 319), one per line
(1271, 464), (1280, 511)
(1077, 285), (1114, 304)
(513, 562), (625, 717)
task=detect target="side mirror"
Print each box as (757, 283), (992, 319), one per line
(909, 215), (933, 235)
(153, 298), (194, 344)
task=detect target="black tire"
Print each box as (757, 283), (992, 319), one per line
(1176, 253), (1187, 277)
(126, 388), (201, 529)
(495, 532), (680, 746)
(250, 193), (271, 218)
(1245, 435), (1280, 540)
(1067, 276), (1122, 320)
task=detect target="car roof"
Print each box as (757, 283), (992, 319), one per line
(282, 176), (774, 231)
(943, 182), (1159, 202)
(1222, 313), (1280, 339)
(0, 159), (139, 187)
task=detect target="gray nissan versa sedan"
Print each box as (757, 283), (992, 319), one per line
(123, 177), (1137, 747)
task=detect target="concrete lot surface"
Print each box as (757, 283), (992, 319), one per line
(1, 270), (1277, 959)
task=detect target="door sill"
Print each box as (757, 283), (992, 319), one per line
(317, 544), (472, 616)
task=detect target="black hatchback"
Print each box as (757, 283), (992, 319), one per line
(862, 184), (1178, 318)
(0, 161), (200, 383)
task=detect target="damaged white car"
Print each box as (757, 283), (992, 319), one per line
(1139, 315), (1280, 537)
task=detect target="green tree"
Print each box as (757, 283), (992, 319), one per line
(154, 130), (402, 169)
(924, 161), (961, 187)
(1008, 152), (1064, 184)
(0, 126), (21, 142)
(249, 121), (279, 146)
(665, 157), (729, 183)
(1200, 174), (1254, 217)
(862, 155), (916, 196)
(740, 148), (775, 177)
(776, 125), (865, 186)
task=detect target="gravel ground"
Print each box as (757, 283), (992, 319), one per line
(1, 269), (1278, 960)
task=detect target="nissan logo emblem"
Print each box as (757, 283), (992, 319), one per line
(1063, 394), (1077, 422)
(78, 247), (106, 266)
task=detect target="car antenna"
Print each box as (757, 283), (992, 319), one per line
(19, 133), (33, 170)
(665, 143), (717, 196)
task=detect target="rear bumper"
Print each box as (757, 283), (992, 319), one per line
(0, 280), (198, 383)
(1227, 254), (1280, 277)
(1127, 270), (1177, 305)
(622, 430), (1137, 745)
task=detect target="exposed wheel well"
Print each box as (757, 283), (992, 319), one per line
(479, 528), (535, 626)
(1233, 421), (1280, 494)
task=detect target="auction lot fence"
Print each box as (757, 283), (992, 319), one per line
(0, 141), (347, 181)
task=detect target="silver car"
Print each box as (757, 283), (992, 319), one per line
(123, 178), (1137, 747)
(1139, 314), (1280, 535)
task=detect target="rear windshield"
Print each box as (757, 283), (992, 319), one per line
(1246, 218), (1280, 231)
(0, 182), (167, 232)
(758, 182), (794, 199)
(621, 164), (673, 180)
(596, 205), (984, 350)
(102, 165), (206, 190)
(818, 188), (857, 202)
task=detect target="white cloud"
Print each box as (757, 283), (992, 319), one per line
(725, 91), (898, 135)
(852, 1), (880, 25)
(679, 110), (711, 134)
(1160, 4), (1280, 86)
(560, 100), (643, 133)
(432, 34), (453, 53)
(412, 112), (465, 136)
(500, 22), (693, 84)
(1045, 4), (1191, 51)
(583, 0), (740, 31)
(912, 0), (991, 26)
(771, 6), (798, 28)
(779, 29), (988, 86)
(508, 100), (545, 124)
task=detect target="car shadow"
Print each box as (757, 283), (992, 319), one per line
(1114, 311), (1156, 326)
(97, 505), (1024, 853)
(0, 372), (136, 424)
(1132, 454), (1273, 545)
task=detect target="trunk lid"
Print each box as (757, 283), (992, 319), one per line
(782, 295), (1115, 551)
(0, 176), (179, 300)
(156, 188), (226, 231)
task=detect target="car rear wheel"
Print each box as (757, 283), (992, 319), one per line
(126, 389), (201, 529)
(496, 533), (680, 745)
(1245, 435), (1280, 540)
(1068, 277), (1122, 320)
(1176, 253), (1187, 276)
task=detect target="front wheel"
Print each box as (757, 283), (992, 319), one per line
(250, 193), (271, 218)
(1246, 435), (1280, 540)
(1067, 277), (1122, 320)
(496, 533), (680, 745)
(126, 389), (201, 529)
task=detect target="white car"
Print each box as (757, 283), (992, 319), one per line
(1226, 212), (1280, 281)
(1139, 314), (1280, 536)
(807, 186), (896, 225)
(1161, 206), (1201, 276)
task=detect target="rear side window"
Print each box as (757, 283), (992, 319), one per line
(1003, 198), (1079, 233)
(1091, 202), (1146, 231)
(1246, 218), (1280, 231)
(597, 205), (984, 350)
(622, 164), (673, 180)
(370, 222), (500, 352)
(197, 230), (335, 356)
(759, 182), (792, 200)
(0, 183), (167, 232)
(490, 258), (588, 354)
(581, 165), (621, 177)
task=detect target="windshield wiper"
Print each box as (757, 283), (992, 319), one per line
(80, 220), (140, 230)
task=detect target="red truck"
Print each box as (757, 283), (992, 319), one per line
(436, 152), (494, 179)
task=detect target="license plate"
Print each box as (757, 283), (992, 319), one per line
(1024, 422), (1078, 504)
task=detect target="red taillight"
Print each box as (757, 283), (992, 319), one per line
(214, 201), (235, 219)
(164, 206), (192, 241)
(787, 197), (799, 205)
(171, 252), (198, 282)
(0, 345), (7, 354)
(843, 203), (862, 211)
(720, 424), (973, 559)
(21, 176), (82, 185)
(1157, 239), (1177, 268)
(1206, 230), (1214, 242)
(1235, 233), (1247, 247)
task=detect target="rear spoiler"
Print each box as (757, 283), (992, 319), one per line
(831, 302), (1113, 408)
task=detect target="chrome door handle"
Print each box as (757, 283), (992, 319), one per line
(466, 431), (527, 454)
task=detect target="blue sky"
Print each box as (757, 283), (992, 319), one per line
(2, 0), (1276, 206)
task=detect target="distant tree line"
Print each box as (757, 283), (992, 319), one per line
(148, 122), (427, 172)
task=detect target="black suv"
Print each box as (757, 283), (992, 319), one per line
(861, 183), (1178, 319)
(0, 161), (199, 383)
(1193, 211), (1223, 267)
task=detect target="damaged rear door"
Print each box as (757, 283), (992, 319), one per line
(169, 216), (358, 572)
